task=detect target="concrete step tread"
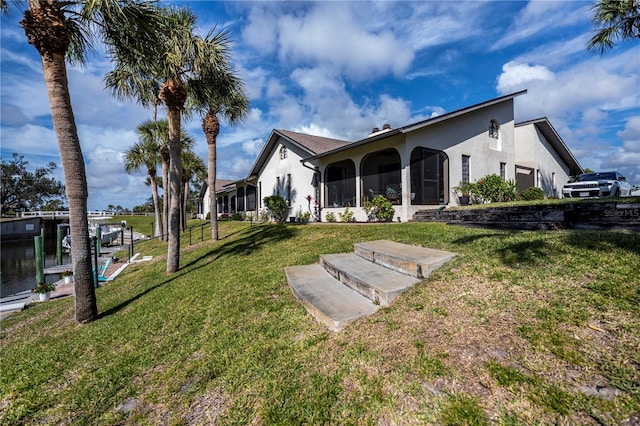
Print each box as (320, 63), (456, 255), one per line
(285, 264), (380, 332)
(320, 253), (419, 305)
(354, 240), (457, 278)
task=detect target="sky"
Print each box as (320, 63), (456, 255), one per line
(1, 0), (639, 211)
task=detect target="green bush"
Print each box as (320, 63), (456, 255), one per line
(263, 195), (288, 223)
(325, 212), (336, 222)
(521, 187), (545, 201)
(297, 211), (311, 223)
(474, 174), (518, 203)
(230, 212), (244, 221)
(338, 207), (354, 222)
(363, 195), (395, 222)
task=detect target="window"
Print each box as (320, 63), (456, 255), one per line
(258, 181), (262, 207)
(247, 185), (257, 211)
(462, 155), (470, 184)
(276, 176), (280, 196)
(325, 160), (356, 207)
(500, 162), (506, 179)
(489, 120), (500, 139)
(279, 146), (288, 160)
(237, 187), (245, 212)
(286, 174), (291, 206)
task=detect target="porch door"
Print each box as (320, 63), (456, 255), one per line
(410, 148), (448, 205)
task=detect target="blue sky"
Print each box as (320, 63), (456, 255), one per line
(1, 1), (638, 210)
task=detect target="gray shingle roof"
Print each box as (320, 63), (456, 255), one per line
(276, 129), (351, 155)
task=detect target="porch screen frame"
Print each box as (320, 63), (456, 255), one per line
(410, 147), (449, 205)
(325, 159), (356, 208)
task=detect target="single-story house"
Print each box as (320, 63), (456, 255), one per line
(198, 90), (582, 222)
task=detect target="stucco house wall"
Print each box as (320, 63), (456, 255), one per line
(515, 122), (574, 198)
(257, 135), (318, 218)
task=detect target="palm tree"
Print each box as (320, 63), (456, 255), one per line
(180, 149), (206, 231)
(124, 120), (166, 237)
(12, 0), (159, 323)
(108, 6), (238, 273)
(200, 89), (249, 241)
(588, 0), (640, 53)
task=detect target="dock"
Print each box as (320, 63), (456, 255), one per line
(1, 252), (150, 320)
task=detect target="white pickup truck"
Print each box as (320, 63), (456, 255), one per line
(563, 171), (633, 199)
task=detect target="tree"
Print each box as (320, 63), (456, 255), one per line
(107, 6), (239, 273)
(9, 0), (160, 323)
(180, 149), (206, 231)
(0, 153), (66, 214)
(199, 88), (249, 241)
(588, 0), (640, 53)
(125, 120), (166, 238)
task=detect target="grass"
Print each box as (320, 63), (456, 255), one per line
(1, 221), (639, 424)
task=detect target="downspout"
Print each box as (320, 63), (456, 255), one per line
(301, 160), (321, 221)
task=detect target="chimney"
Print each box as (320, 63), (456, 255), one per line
(371, 127), (380, 133)
(382, 123), (391, 130)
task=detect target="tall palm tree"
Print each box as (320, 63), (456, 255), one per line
(124, 120), (165, 237)
(13, 0), (159, 323)
(200, 88), (249, 241)
(180, 149), (206, 232)
(108, 6), (238, 273)
(588, 0), (640, 53)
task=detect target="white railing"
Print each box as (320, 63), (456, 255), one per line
(19, 211), (153, 218)
(20, 211), (117, 218)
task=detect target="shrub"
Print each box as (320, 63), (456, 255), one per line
(297, 211), (311, 223)
(263, 195), (288, 222)
(338, 207), (354, 222)
(474, 174), (518, 203)
(325, 212), (336, 222)
(521, 187), (545, 201)
(363, 195), (395, 222)
(230, 212), (245, 221)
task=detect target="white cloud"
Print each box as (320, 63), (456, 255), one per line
(492, 1), (590, 50)
(497, 62), (555, 94)
(618, 116), (640, 152)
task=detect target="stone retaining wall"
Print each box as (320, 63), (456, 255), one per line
(412, 201), (640, 231)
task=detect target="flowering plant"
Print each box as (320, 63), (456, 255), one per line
(60, 270), (73, 278)
(32, 282), (56, 294)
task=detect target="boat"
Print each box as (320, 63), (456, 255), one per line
(61, 218), (124, 251)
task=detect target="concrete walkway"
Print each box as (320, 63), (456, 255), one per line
(286, 240), (457, 332)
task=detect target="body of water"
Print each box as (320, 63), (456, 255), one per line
(1, 239), (70, 298)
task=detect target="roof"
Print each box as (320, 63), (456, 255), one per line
(515, 117), (583, 175)
(198, 179), (236, 198)
(248, 129), (350, 176)
(304, 90), (527, 161)
(276, 129), (351, 154)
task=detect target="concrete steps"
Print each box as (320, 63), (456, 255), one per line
(285, 240), (456, 332)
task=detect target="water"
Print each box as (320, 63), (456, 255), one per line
(0, 239), (70, 298)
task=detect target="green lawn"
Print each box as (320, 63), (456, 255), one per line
(1, 221), (638, 425)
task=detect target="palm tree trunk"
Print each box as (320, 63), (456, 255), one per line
(203, 110), (220, 241)
(150, 171), (162, 238)
(166, 107), (182, 273)
(160, 149), (169, 241)
(41, 49), (97, 322)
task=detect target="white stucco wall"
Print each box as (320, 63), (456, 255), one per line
(405, 99), (516, 216)
(257, 136), (319, 220)
(514, 124), (572, 198)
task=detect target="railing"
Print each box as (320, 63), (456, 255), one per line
(20, 211), (155, 218)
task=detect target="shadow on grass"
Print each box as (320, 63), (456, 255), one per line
(182, 224), (297, 269)
(563, 229), (640, 256)
(98, 225), (297, 320)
